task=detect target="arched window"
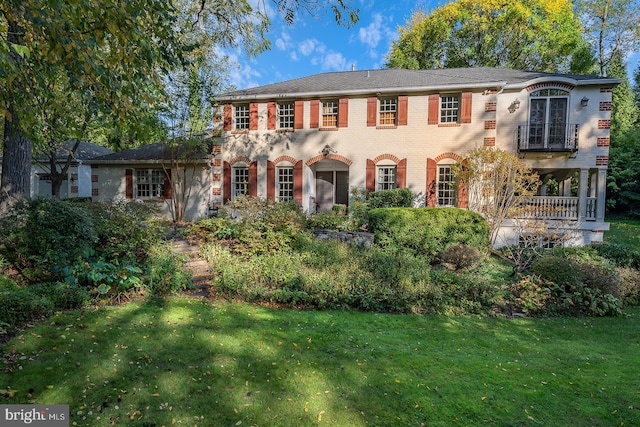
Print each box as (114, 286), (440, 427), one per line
(529, 89), (569, 148)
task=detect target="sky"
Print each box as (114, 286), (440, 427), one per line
(224, 0), (640, 91)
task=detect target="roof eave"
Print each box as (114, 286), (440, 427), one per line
(216, 81), (510, 102)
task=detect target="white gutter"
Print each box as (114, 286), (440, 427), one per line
(216, 81), (510, 101)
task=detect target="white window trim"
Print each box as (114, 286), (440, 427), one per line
(278, 102), (295, 129)
(232, 165), (249, 199)
(321, 100), (338, 128)
(436, 164), (457, 207)
(440, 94), (460, 124)
(276, 165), (295, 202)
(135, 169), (165, 199)
(376, 163), (397, 191)
(379, 97), (397, 126)
(234, 104), (250, 131)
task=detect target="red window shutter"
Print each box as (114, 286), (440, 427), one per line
(458, 159), (469, 208)
(293, 160), (303, 205)
(125, 169), (133, 199)
(366, 159), (375, 192)
(163, 168), (172, 199)
(398, 96), (408, 126)
(223, 161), (231, 202)
(249, 161), (258, 196)
(428, 95), (439, 125)
(249, 103), (258, 130)
(397, 159), (407, 188)
(267, 102), (276, 130)
(338, 98), (349, 128)
(294, 100), (304, 129)
(426, 158), (437, 207)
(461, 92), (472, 124)
(266, 160), (275, 200)
(223, 104), (232, 131)
(310, 100), (319, 128)
(367, 97), (377, 127)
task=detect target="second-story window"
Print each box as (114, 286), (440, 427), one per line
(379, 98), (397, 125)
(440, 95), (460, 123)
(278, 102), (294, 129)
(234, 104), (249, 130)
(322, 100), (338, 128)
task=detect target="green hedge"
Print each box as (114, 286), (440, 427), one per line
(368, 207), (490, 260)
(367, 188), (414, 209)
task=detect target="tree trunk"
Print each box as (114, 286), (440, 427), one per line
(1, 19), (32, 211)
(1, 106), (32, 208)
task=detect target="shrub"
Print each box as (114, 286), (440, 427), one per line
(30, 282), (89, 310)
(306, 210), (347, 230)
(84, 200), (162, 263)
(618, 267), (640, 305)
(531, 256), (584, 287)
(439, 244), (483, 271)
(594, 242), (640, 268)
(144, 243), (192, 295)
(0, 198), (97, 281)
(511, 275), (552, 315)
(367, 188), (414, 209)
(368, 207), (490, 260)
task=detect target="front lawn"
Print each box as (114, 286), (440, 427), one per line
(606, 217), (640, 247)
(2, 298), (639, 426)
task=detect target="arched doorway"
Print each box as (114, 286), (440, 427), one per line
(306, 154), (352, 211)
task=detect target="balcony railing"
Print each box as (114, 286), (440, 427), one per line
(520, 196), (596, 221)
(516, 123), (579, 152)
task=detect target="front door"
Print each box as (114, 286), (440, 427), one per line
(315, 170), (349, 211)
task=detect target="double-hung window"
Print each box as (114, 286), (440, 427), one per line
(379, 98), (397, 125)
(277, 167), (294, 202)
(234, 104), (249, 130)
(322, 100), (338, 128)
(136, 169), (164, 198)
(440, 95), (460, 123)
(233, 167), (249, 198)
(377, 166), (397, 191)
(437, 165), (457, 207)
(278, 102), (294, 129)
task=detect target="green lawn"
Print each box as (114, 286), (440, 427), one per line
(2, 298), (639, 426)
(606, 217), (640, 247)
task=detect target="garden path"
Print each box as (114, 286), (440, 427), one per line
(170, 234), (213, 298)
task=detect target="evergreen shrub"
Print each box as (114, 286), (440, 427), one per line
(367, 207), (489, 260)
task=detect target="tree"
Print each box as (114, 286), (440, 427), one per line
(1, 0), (359, 208)
(455, 147), (540, 246)
(385, 0), (590, 73)
(574, 0), (640, 77)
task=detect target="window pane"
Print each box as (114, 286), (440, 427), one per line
(379, 98), (397, 125)
(377, 166), (396, 191)
(235, 104), (249, 130)
(233, 167), (249, 197)
(277, 167), (294, 202)
(278, 103), (294, 129)
(136, 169), (164, 198)
(440, 95), (459, 123)
(437, 165), (457, 206)
(322, 100), (338, 127)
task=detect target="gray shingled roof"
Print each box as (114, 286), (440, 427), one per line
(34, 141), (114, 161)
(217, 67), (621, 101)
(90, 141), (215, 163)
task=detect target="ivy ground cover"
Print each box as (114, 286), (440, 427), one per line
(2, 298), (639, 426)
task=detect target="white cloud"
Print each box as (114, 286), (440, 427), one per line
(225, 51), (261, 89)
(275, 31), (291, 51)
(299, 38), (325, 56)
(321, 52), (348, 71)
(358, 13), (395, 59)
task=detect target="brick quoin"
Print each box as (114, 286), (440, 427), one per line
(596, 156), (609, 166)
(598, 120), (611, 129)
(484, 102), (497, 112)
(483, 137), (496, 146)
(484, 120), (496, 130)
(600, 88), (614, 93)
(597, 138), (610, 147)
(599, 102), (612, 111)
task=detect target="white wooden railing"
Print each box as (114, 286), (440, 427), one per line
(520, 196), (597, 221)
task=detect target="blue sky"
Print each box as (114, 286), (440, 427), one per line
(225, 0), (639, 90)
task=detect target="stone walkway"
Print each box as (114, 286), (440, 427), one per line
(170, 235), (213, 298)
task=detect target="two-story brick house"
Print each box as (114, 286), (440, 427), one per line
(214, 67), (622, 247)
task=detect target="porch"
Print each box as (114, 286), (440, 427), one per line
(523, 167), (607, 223)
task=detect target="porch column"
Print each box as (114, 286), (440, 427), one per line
(596, 169), (607, 221)
(561, 178), (572, 197)
(590, 171), (597, 198)
(578, 169), (588, 221)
